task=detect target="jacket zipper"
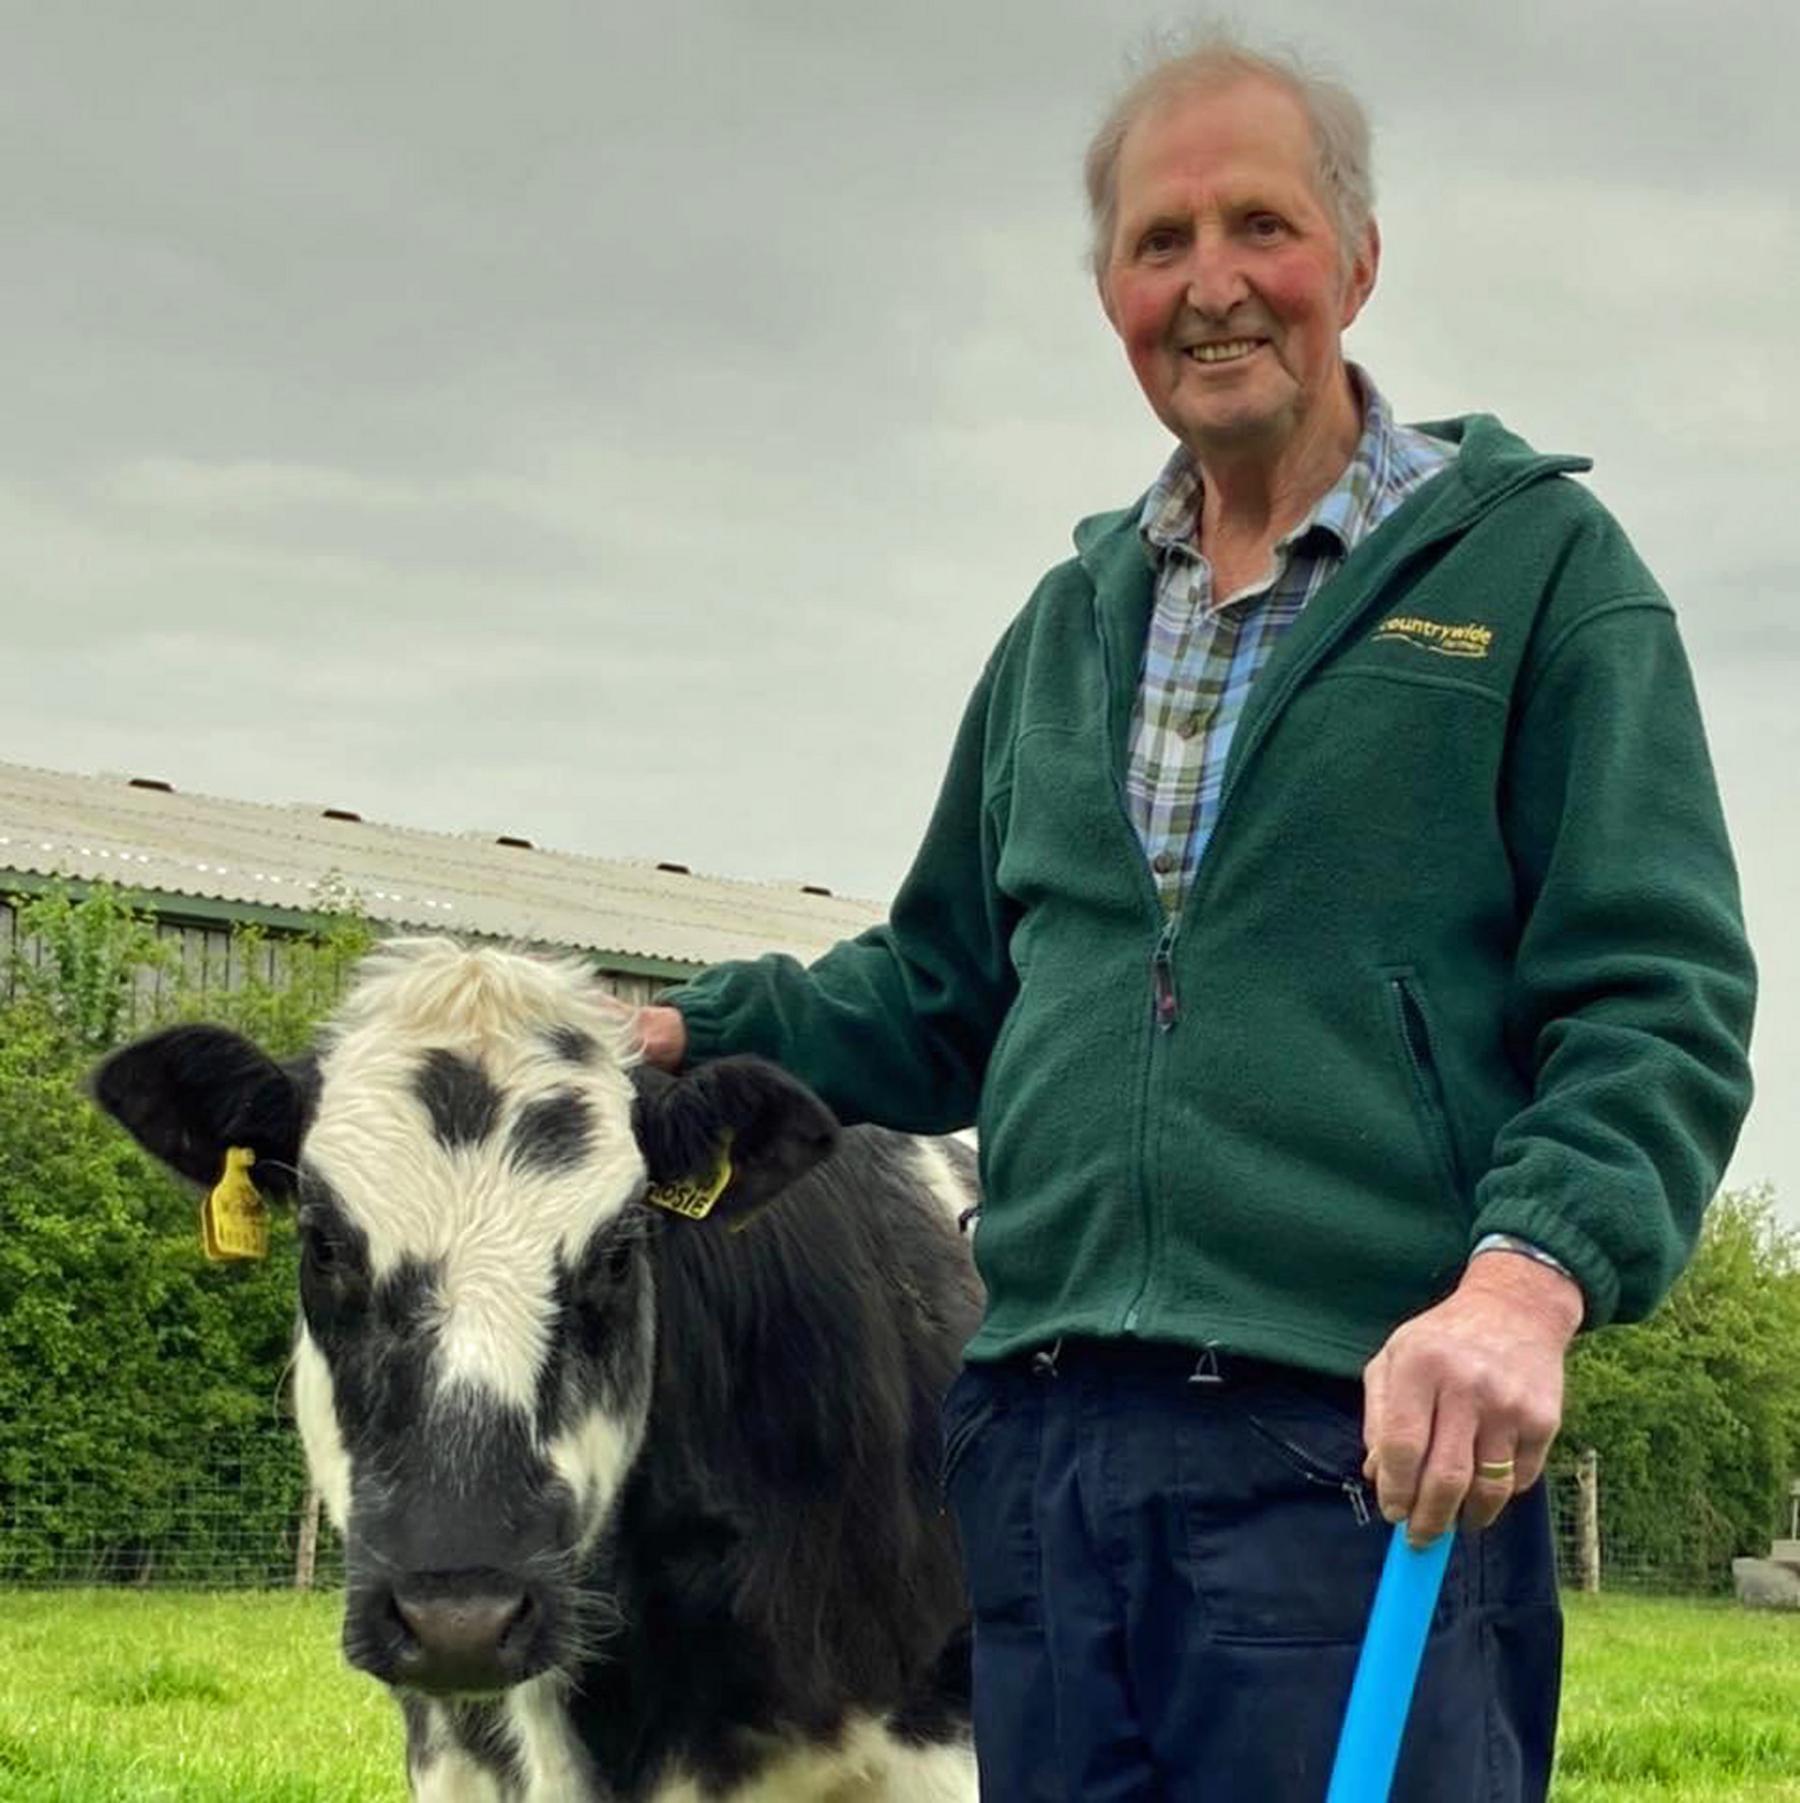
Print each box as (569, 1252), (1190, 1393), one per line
(1093, 600), (1183, 1338)
(1152, 916), (1180, 1031)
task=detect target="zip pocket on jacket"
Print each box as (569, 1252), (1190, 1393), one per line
(1385, 971), (1466, 1206)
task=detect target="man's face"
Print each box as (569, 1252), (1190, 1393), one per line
(1099, 76), (1377, 465)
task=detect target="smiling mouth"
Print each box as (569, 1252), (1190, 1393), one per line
(1184, 339), (1263, 365)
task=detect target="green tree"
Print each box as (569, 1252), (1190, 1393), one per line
(1561, 1187), (1800, 1590)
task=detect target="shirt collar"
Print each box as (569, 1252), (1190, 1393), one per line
(1137, 365), (1400, 561)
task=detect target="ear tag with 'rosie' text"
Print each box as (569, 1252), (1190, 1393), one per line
(202, 1146), (271, 1262)
(644, 1141), (733, 1221)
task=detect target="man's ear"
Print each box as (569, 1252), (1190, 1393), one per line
(89, 1025), (316, 1195)
(631, 1057), (838, 1227)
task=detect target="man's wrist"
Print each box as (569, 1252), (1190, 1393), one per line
(1462, 1235), (1585, 1337)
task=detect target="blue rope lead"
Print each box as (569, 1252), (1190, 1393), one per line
(1325, 1522), (1454, 1802)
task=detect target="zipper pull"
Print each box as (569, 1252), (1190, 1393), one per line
(1152, 925), (1179, 1031)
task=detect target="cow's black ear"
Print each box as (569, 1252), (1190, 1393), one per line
(631, 1057), (838, 1226)
(89, 1025), (315, 1196)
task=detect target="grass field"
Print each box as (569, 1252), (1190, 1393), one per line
(1, 1590), (1797, 1799)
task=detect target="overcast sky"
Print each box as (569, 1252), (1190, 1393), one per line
(6, 0), (1796, 1213)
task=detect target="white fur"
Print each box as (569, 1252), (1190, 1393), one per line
(909, 1139), (976, 1231)
(649, 1716), (977, 1803)
(506, 1674), (596, 1797)
(548, 1398), (644, 1562)
(303, 940), (648, 1418)
(409, 1701), (507, 1803)
(292, 1326), (350, 1531)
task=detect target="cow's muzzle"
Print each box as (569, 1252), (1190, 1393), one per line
(349, 1570), (551, 1694)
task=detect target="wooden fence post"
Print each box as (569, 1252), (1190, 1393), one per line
(295, 1484), (322, 1591)
(1576, 1448), (1601, 1594)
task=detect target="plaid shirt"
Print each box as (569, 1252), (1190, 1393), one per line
(1128, 373), (1457, 913)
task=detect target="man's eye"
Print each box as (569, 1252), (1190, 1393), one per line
(1246, 214), (1287, 240)
(1137, 228), (1182, 258)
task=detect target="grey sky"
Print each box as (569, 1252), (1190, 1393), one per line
(6, 1), (1796, 1212)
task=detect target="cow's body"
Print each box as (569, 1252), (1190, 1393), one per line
(94, 941), (980, 1801)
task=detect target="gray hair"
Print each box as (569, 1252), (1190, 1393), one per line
(1083, 26), (1375, 278)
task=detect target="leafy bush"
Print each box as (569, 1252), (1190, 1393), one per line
(1562, 1188), (1800, 1590)
(0, 885), (369, 1584)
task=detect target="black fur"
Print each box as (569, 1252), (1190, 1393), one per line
(567, 1125), (981, 1795)
(544, 1025), (598, 1067)
(508, 1088), (594, 1175)
(90, 1025), (314, 1191)
(632, 1058), (839, 1225)
(412, 1049), (501, 1149)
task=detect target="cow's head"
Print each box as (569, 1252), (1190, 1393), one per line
(91, 939), (836, 1696)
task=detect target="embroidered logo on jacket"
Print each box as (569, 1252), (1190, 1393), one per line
(1372, 616), (1495, 659)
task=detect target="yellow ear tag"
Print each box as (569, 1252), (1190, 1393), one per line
(644, 1141), (733, 1221)
(202, 1146), (271, 1262)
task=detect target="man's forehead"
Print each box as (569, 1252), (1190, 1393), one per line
(1115, 73), (1320, 208)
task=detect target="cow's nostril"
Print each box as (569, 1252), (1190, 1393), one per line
(498, 1590), (535, 1650)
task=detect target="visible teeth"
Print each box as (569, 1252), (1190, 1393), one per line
(1187, 340), (1260, 363)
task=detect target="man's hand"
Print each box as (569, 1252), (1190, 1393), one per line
(635, 1004), (687, 1072)
(1362, 1251), (1584, 1546)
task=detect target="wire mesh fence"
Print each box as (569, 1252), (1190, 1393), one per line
(0, 1426), (342, 1591)
(0, 1427), (1754, 1597)
(1546, 1451), (1744, 1597)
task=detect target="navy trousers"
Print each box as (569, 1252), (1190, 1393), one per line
(940, 1341), (1561, 1802)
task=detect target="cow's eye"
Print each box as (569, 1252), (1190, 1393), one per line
(298, 1215), (363, 1308)
(301, 1220), (342, 1273)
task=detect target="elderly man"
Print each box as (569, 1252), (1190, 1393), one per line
(637, 33), (1754, 1802)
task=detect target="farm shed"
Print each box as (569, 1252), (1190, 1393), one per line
(0, 759), (881, 1008)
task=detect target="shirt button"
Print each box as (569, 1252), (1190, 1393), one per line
(1151, 851), (1177, 875)
(1177, 716), (1201, 740)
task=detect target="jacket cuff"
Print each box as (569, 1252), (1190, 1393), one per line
(1469, 1201), (1617, 1328)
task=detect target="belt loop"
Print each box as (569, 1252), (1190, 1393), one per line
(1031, 1337), (1064, 1379)
(1188, 1343), (1222, 1387)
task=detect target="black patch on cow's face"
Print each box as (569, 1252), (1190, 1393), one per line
(299, 1170), (439, 1447)
(413, 1049), (501, 1149)
(533, 1221), (650, 1439)
(507, 1088), (593, 1175)
(297, 1174), (373, 1336)
(544, 1024), (597, 1067)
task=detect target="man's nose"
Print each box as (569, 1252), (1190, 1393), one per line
(1183, 237), (1249, 319)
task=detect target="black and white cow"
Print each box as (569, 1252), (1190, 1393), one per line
(93, 939), (981, 1801)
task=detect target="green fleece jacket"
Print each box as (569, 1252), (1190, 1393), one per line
(673, 415), (1756, 1375)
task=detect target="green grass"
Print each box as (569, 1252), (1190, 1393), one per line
(0, 1591), (403, 1801)
(1553, 1594), (1800, 1801)
(0, 1589), (1796, 1798)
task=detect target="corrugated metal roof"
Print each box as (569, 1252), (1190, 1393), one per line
(0, 760), (883, 971)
